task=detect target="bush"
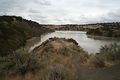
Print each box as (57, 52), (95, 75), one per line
(38, 64), (75, 80)
(67, 38), (78, 45)
(100, 43), (120, 61)
(34, 57), (78, 80)
(89, 55), (105, 68)
(78, 52), (88, 63)
(88, 43), (120, 68)
(0, 49), (41, 75)
(58, 47), (70, 56)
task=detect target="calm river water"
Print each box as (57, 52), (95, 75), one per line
(30, 31), (120, 53)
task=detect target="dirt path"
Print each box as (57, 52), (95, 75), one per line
(75, 63), (120, 80)
(70, 54), (120, 80)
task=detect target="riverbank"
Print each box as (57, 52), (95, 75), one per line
(87, 35), (120, 41)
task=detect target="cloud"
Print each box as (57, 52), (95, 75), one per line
(33, 0), (51, 6)
(0, 0), (120, 24)
(99, 9), (120, 22)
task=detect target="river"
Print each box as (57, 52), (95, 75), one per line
(29, 31), (120, 53)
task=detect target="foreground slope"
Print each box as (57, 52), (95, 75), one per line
(34, 38), (120, 80)
(33, 38), (120, 80)
(32, 37), (88, 80)
(0, 37), (120, 80)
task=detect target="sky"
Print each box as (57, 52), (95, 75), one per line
(0, 0), (120, 24)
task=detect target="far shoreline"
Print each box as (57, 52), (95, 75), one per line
(87, 34), (120, 41)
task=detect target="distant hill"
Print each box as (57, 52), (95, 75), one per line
(43, 23), (120, 38)
(44, 22), (120, 32)
(41, 24), (105, 31)
(87, 23), (120, 38)
(0, 15), (54, 56)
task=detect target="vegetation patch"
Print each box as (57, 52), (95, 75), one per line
(0, 48), (41, 76)
(0, 15), (54, 56)
(87, 43), (120, 68)
(87, 22), (120, 38)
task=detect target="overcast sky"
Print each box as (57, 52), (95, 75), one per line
(0, 0), (120, 24)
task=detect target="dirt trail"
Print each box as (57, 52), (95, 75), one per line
(75, 62), (120, 80)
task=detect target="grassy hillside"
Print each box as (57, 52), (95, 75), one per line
(0, 37), (120, 80)
(87, 23), (120, 38)
(0, 15), (54, 56)
(0, 37), (89, 80)
(42, 24), (103, 31)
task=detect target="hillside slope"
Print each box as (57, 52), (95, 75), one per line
(86, 23), (120, 38)
(33, 38), (120, 80)
(0, 37), (120, 80)
(32, 37), (88, 80)
(0, 16), (54, 56)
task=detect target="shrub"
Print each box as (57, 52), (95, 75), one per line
(0, 48), (41, 75)
(89, 55), (105, 68)
(43, 64), (74, 80)
(58, 47), (70, 56)
(67, 38), (78, 45)
(100, 43), (120, 61)
(35, 64), (76, 80)
(88, 43), (120, 68)
(78, 52), (88, 63)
